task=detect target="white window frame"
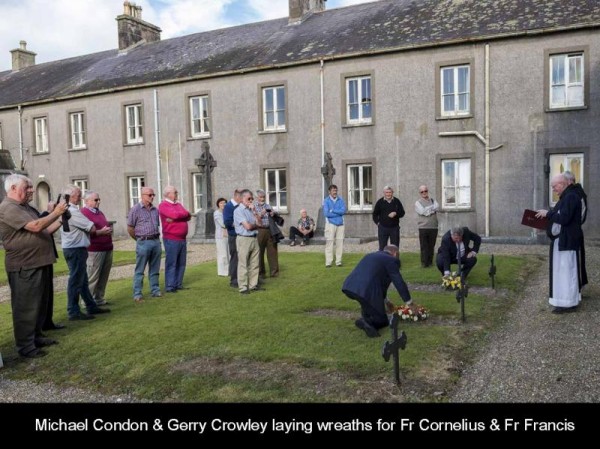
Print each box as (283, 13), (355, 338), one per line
(70, 112), (86, 150)
(262, 86), (286, 131)
(347, 164), (373, 211)
(34, 117), (49, 153)
(0, 121), (3, 150)
(125, 104), (143, 144)
(550, 53), (584, 109)
(190, 95), (210, 138)
(549, 153), (584, 206)
(72, 179), (88, 207)
(128, 176), (145, 208)
(192, 173), (205, 213)
(441, 159), (471, 209)
(441, 65), (470, 117)
(346, 76), (372, 125)
(264, 168), (287, 212)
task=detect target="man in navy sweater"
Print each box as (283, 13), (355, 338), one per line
(223, 189), (242, 288)
(372, 186), (405, 251)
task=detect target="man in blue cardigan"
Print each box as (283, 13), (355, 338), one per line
(323, 184), (347, 267)
(342, 245), (412, 338)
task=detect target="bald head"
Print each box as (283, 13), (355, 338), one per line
(551, 174), (568, 197)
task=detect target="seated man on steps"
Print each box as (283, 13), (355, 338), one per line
(289, 209), (315, 246)
(342, 245), (413, 338)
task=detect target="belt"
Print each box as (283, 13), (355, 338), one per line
(238, 234), (257, 238)
(137, 235), (160, 240)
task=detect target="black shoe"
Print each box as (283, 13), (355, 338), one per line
(552, 306), (577, 314)
(354, 318), (380, 338)
(42, 323), (66, 331)
(69, 313), (95, 321)
(165, 289), (178, 293)
(240, 290), (250, 295)
(35, 337), (58, 348)
(250, 286), (266, 291)
(19, 348), (47, 358)
(177, 287), (190, 290)
(230, 282), (239, 288)
(88, 308), (111, 314)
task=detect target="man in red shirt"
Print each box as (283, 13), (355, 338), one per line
(158, 186), (191, 293)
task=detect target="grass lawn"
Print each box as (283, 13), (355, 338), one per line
(0, 251), (536, 402)
(0, 250), (137, 286)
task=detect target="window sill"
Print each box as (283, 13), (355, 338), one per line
(545, 105), (588, 113)
(346, 209), (373, 214)
(32, 150), (50, 156)
(124, 142), (145, 147)
(436, 114), (473, 121)
(68, 147), (87, 152)
(441, 208), (474, 213)
(342, 122), (373, 129)
(188, 134), (211, 141)
(258, 129), (287, 135)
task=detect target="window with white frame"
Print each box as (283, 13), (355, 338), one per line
(125, 104), (143, 144)
(193, 173), (205, 213)
(347, 164), (373, 210)
(69, 112), (86, 149)
(550, 53), (584, 109)
(72, 179), (88, 207)
(262, 86), (286, 131)
(265, 168), (287, 212)
(0, 122), (3, 150)
(346, 76), (372, 124)
(34, 117), (49, 153)
(190, 95), (210, 137)
(549, 153), (584, 206)
(128, 176), (145, 208)
(442, 159), (471, 208)
(441, 65), (470, 117)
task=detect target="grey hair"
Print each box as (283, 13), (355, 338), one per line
(563, 171), (576, 184)
(383, 185), (394, 192)
(163, 185), (176, 196)
(4, 173), (29, 193)
(62, 184), (80, 196)
(451, 226), (464, 237)
(383, 244), (399, 255)
(256, 189), (266, 197)
(83, 190), (97, 200)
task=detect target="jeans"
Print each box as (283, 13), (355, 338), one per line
(163, 239), (187, 291)
(63, 247), (98, 317)
(134, 239), (162, 297)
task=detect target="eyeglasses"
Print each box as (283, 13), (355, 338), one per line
(144, 193), (156, 197)
(93, 199), (101, 202)
(420, 190), (428, 193)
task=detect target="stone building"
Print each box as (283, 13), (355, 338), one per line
(0, 0), (598, 239)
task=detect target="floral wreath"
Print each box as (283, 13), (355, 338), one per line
(395, 304), (429, 322)
(441, 272), (462, 290)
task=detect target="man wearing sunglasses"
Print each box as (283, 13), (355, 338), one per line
(415, 185), (439, 268)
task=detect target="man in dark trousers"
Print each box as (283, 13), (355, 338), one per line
(372, 186), (405, 251)
(223, 188), (242, 288)
(436, 226), (481, 281)
(342, 245), (412, 338)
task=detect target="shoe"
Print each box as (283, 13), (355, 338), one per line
(152, 292), (162, 298)
(42, 323), (66, 331)
(250, 286), (266, 291)
(354, 318), (380, 338)
(69, 313), (95, 321)
(134, 297), (145, 304)
(177, 287), (190, 290)
(19, 348), (47, 358)
(35, 337), (58, 348)
(552, 306), (577, 314)
(240, 290), (250, 295)
(165, 289), (178, 293)
(336, 263), (343, 267)
(230, 282), (239, 288)
(95, 300), (110, 306)
(300, 241), (305, 246)
(326, 265), (332, 268)
(290, 241), (296, 246)
(88, 308), (111, 314)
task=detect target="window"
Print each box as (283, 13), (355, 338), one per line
(442, 159), (471, 209)
(125, 104), (143, 144)
(262, 86), (286, 131)
(0, 122), (3, 150)
(192, 173), (205, 213)
(441, 65), (470, 117)
(550, 53), (584, 109)
(34, 117), (49, 153)
(72, 179), (88, 207)
(190, 95), (210, 138)
(128, 176), (145, 208)
(265, 168), (287, 212)
(69, 112), (86, 149)
(347, 164), (373, 210)
(346, 76), (372, 124)
(549, 153), (584, 206)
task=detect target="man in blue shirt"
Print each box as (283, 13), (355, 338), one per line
(323, 184), (346, 267)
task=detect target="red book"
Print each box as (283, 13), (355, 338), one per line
(521, 209), (548, 230)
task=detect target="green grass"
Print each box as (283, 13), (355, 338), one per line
(0, 251), (533, 402)
(0, 250), (137, 285)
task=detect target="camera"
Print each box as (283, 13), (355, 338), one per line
(57, 194), (71, 232)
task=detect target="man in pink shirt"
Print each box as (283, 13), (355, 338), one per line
(158, 186), (191, 293)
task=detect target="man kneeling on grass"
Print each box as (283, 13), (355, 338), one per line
(342, 245), (413, 338)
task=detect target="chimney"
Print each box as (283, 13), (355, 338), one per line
(10, 41), (36, 71)
(116, 1), (161, 50)
(289, 0), (326, 24)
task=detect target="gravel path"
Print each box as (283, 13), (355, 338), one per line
(1, 237), (596, 402)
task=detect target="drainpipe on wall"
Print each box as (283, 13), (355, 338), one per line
(320, 59), (325, 199)
(17, 105), (24, 170)
(153, 89), (162, 202)
(484, 43), (490, 237)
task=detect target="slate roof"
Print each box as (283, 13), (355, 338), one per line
(1, 0), (599, 109)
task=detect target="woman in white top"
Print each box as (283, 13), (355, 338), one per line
(213, 198), (230, 276)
